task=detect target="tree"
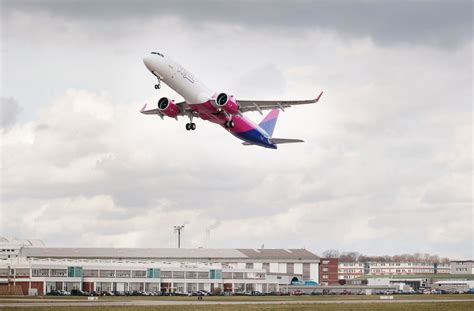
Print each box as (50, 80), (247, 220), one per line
(339, 252), (360, 262)
(322, 249), (340, 258)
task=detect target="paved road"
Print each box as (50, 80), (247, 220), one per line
(1, 298), (473, 308)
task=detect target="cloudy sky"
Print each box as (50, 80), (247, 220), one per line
(1, 0), (472, 259)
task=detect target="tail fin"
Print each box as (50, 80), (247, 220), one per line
(259, 109), (280, 137)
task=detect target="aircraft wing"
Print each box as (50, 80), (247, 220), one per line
(237, 91), (323, 114)
(140, 101), (197, 119)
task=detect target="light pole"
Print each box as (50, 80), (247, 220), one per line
(174, 225), (185, 248)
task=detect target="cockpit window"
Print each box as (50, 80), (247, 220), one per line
(151, 52), (164, 57)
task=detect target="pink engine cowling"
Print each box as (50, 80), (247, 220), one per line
(157, 97), (180, 118)
(212, 93), (239, 115)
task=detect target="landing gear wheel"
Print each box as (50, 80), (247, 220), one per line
(185, 123), (191, 131)
(190, 123), (196, 130)
(225, 120), (235, 128)
(154, 84), (161, 89)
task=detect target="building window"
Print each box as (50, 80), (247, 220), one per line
(233, 272), (244, 279)
(245, 272), (265, 279)
(287, 263), (294, 274)
(83, 270), (98, 277)
(209, 269), (222, 279)
(173, 271), (185, 279)
(32, 269), (49, 277)
(50, 269), (67, 277)
(185, 271), (197, 279)
(222, 272), (232, 279)
(15, 269), (30, 277)
(98, 270), (115, 278)
(116, 270), (131, 278)
(67, 267), (83, 278)
(160, 271), (172, 278)
(147, 268), (160, 278)
(197, 271), (209, 279)
(303, 263), (310, 279)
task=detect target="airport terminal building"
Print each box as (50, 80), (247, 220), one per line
(0, 243), (320, 295)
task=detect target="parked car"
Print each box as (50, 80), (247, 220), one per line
(190, 291), (203, 296)
(291, 290), (304, 296)
(71, 289), (88, 296)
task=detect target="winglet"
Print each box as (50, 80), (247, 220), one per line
(140, 103), (147, 113)
(315, 91), (323, 102)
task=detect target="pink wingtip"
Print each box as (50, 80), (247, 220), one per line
(315, 91), (323, 102)
(140, 103), (147, 112)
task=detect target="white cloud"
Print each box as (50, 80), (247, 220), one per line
(0, 4), (472, 259)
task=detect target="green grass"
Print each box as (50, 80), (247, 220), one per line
(1, 302), (474, 311)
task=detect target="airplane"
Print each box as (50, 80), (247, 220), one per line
(141, 51), (323, 149)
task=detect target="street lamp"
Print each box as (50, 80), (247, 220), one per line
(174, 225), (185, 248)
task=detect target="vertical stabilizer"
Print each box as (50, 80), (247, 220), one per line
(258, 109), (280, 137)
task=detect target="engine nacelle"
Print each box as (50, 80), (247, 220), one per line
(157, 97), (180, 118)
(212, 93), (239, 115)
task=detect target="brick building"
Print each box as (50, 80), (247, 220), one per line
(319, 258), (339, 285)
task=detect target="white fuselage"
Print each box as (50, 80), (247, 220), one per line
(143, 53), (214, 104)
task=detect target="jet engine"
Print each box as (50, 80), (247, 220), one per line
(212, 93), (239, 115)
(157, 97), (180, 118)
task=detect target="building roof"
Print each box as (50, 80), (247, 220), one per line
(237, 249), (319, 260)
(20, 248), (246, 260)
(450, 260), (474, 263)
(20, 248), (319, 261)
(0, 237), (45, 247)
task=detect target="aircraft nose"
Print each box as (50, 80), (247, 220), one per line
(143, 55), (154, 70)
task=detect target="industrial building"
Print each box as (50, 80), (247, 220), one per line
(0, 238), (45, 259)
(338, 261), (450, 280)
(2, 238), (472, 296)
(0, 243), (320, 296)
(450, 260), (474, 274)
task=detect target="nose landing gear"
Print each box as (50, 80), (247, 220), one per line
(154, 77), (161, 89)
(186, 123), (196, 131)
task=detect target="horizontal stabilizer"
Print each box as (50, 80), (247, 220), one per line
(242, 138), (304, 146)
(270, 138), (304, 144)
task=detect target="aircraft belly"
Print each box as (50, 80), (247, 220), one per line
(189, 102), (275, 148)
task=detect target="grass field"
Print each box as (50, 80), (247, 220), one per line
(1, 302), (474, 311)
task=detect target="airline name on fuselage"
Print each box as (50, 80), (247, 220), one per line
(177, 64), (194, 84)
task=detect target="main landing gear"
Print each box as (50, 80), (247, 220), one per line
(186, 122), (196, 131)
(224, 120), (235, 128)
